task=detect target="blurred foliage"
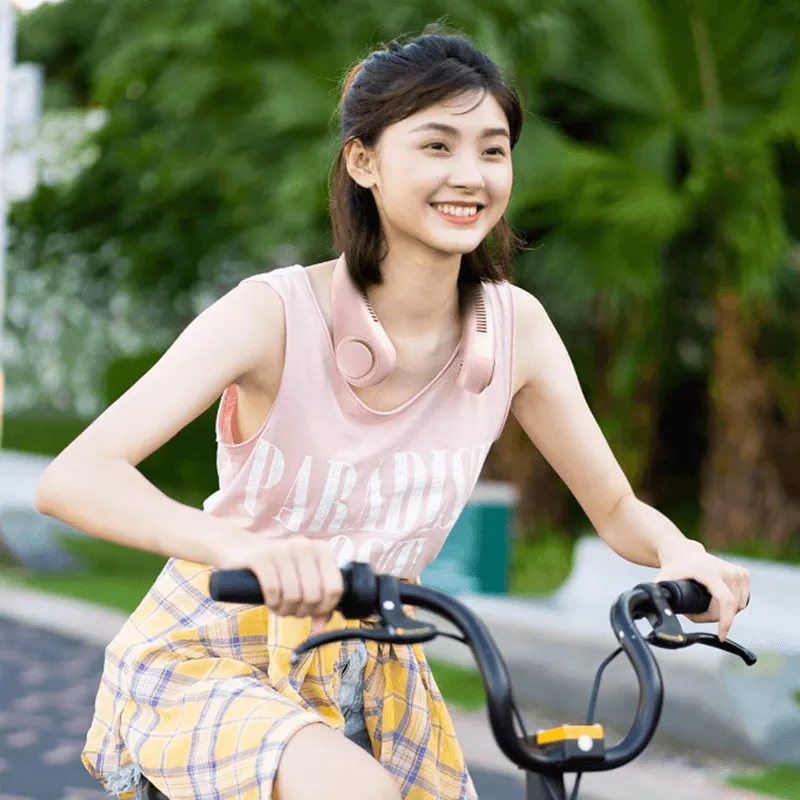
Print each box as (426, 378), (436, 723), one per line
(764, 260), (800, 419)
(104, 352), (219, 499)
(2, 225), (171, 415)
(9, 0), (800, 551)
(3, 350), (218, 505)
(509, 529), (575, 596)
(14, 0), (557, 317)
(2, 413), (90, 455)
(13, 0), (103, 108)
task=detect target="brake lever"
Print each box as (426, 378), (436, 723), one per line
(646, 630), (757, 665)
(635, 583), (757, 666)
(637, 582), (689, 645)
(291, 574), (439, 665)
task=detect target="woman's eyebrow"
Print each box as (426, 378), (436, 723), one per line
(409, 122), (510, 139)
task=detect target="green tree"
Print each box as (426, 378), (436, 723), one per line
(511, 0), (800, 547)
(14, 0), (103, 108)
(13, 0), (543, 317)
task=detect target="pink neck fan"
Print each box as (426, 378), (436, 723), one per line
(330, 255), (495, 393)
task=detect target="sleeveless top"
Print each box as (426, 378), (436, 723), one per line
(80, 263), (517, 800)
(203, 264), (516, 576)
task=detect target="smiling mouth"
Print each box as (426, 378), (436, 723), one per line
(430, 203), (484, 223)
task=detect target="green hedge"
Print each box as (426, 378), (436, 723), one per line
(2, 413), (90, 455)
(4, 350), (220, 505)
(103, 351), (219, 501)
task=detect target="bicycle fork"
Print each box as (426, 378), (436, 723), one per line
(526, 772), (567, 800)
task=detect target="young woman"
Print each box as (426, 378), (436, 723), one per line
(36, 31), (750, 800)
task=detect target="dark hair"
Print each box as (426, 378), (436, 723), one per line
(329, 29), (525, 292)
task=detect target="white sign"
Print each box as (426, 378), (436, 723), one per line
(3, 149), (35, 200)
(5, 62), (42, 138)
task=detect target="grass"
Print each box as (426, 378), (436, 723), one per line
(1, 534), (166, 614)
(723, 537), (800, 566)
(427, 660), (487, 710)
(3, 519), (577, 615)
(727, 766), (800, 799)
(509, 529), (575, 596)
(1, 484), (209, 612)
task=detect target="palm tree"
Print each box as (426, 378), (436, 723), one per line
(498, 0), (800, 548)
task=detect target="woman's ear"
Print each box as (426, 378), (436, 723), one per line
(344, 138), (377, 189)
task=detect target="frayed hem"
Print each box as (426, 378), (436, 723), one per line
(103, 763), (149, 799)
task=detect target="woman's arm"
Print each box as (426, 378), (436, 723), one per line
(34, 280), (286, 567)
(508, 286), (685, 565)
(34, 278), (356, 629)
(508, 286), (750, 639)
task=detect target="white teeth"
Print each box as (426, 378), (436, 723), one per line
(433, 204), (479, 217)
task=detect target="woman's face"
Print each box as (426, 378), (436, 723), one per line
(350, 90), (514, 259)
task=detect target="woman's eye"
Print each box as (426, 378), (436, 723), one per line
(425, 142), (506, 157)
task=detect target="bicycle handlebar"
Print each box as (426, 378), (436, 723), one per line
(207, 566), (716, 618)
(208, 565), (751, 776)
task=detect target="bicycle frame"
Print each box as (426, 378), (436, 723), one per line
(527, 772), (569, 800)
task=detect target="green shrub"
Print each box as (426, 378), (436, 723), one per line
(104, 351), (219, 500)
(2, 352), (220, 505)
(510, 527), (575, 596)
(2, 413), (90, 456)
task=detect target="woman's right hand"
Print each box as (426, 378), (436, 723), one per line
(217, 535), (344, 634)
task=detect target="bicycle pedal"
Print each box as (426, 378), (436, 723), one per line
(530, 724), (606, 760)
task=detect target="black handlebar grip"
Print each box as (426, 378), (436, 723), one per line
(338, 562), (379, 619)
(209, 569), (263, 604)
(658, 579), (711, 615)
(208, 562), (380, 618)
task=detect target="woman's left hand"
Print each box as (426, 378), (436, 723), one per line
(654, 540), (751, 641)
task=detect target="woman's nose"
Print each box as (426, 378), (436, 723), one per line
(448, 153), (486, 191)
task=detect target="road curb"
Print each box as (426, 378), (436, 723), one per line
(0, 580), (126, 647)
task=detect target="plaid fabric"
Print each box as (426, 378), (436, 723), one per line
(82, 558), (477, 799)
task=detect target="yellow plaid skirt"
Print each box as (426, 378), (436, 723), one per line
(82, 558), (477, 799)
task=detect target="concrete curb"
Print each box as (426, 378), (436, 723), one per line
(0, 580), (126, 647)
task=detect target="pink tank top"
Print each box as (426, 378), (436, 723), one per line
(203, 264), (515, 579)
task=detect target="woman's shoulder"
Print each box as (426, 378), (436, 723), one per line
(240, 260), (335, 301)
(508, 282), (548, 325)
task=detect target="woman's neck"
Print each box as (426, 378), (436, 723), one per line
(366, 250), (462, 336)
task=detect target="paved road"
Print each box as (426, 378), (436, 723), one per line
(0, 618), (107, 800)
(0, 617), (523, 800)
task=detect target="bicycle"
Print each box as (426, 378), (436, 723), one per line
(144, 563), (756, 800)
